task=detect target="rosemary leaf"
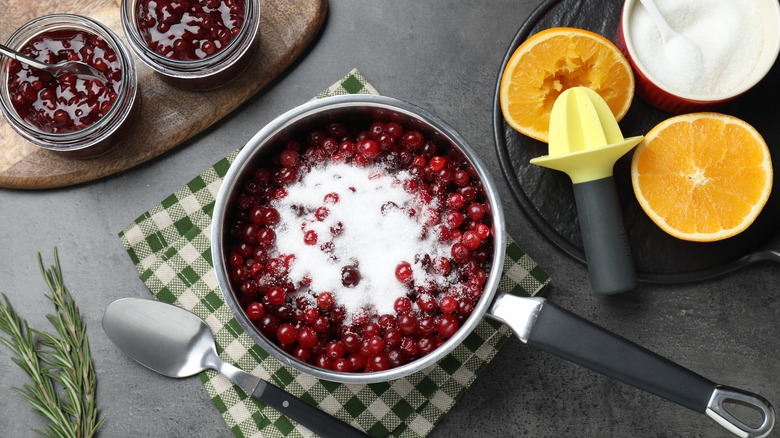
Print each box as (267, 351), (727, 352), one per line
(0, 249), (104, 438)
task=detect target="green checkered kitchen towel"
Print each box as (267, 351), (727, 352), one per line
(118, 68), (550, 438)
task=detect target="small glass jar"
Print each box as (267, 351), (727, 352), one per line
(121, 0), (261, 90)
(0, 14), (139, 159)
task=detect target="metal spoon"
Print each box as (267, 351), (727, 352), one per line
(0, 43), (105, 79)
(102, 297), (368, 438)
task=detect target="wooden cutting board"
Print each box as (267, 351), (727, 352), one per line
(0, 0), (328, 190)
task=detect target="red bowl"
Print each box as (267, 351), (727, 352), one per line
(616, 0), (780, 114)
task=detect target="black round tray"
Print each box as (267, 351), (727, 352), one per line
(493, 0), (780, 284)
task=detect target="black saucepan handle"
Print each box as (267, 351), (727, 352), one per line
(488, 295), (775, 437)
(528, 300), (714, 411)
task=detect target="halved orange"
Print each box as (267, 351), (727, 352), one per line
(499, 27), (635, 143)
(631, 113), (773, 242)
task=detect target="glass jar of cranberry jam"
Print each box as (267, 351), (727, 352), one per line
(0, 14), (139, 158)
(121, 0), (260, 90)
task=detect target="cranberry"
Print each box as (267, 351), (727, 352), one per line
(394, 297), (413, 314)
(378, 314), (396, 329)
(428, 156), (447, 172)
(395, 262), (413, 284)
(366, 354), (390, 372)
(326, 340), (347, 359)
(317, 292), (334, 310)
(368, 121), (385, 139)
(417, 316), (436, 337)
(330, 221), (344, 236)
(401, 130), (424, 150)
(339, 140), (356, 156)
(341, 265), (361, 287)
(397, 313), (418, 335)
(7, 29), (122, 134)
(400, 337), (418, 357)
(279, 149), (299, 167)
(383, 328), (402, 348)
(461, 230), (482, 251)
(326, 122), (348, 138)
(417, 337), (437, 355)
(324, 192), (340, 204)
(229, 252), (243, 266)
(342, 333), (361, 352)
(246, 302), (265, 320)
(135, 0), (246, 61)
(293, 346), (312, 362)
(387, 349), (405, 368)
(451, 243), (471, 263)
(362, 322), (381, 338)
(276, 324), (298, 345)
(436, 314), (459, 338)
(347, 352), (366, 371)
(385, 122), (403, 139)
(333, 358), (351, 372)
(258, 314), (279, 338)
(315, 355), (333, 370)
(439, 296), (458, 314)
(256, 227), (276, 246)
(431, 257), (451, 276)
(466, 203), (486, 221)
(303, 230), (318, 245)
(416, 294), (437, 313)
(361, 336), (385, 356)
(457, 299), (475, 317)
(357, 139), (380, 159)
(315, 206), (329, 221)
(297, 326), (318, 348)
(313, 316), (330, 333)
(267, 286), (286, 306)
(453, 170), (470, 187)
(446, 193), (466, 210)
(443, 210), (464, 229)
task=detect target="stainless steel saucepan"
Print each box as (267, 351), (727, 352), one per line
(211, 94), (775, 437)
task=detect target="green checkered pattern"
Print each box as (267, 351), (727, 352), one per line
(118, 69), (550, 438)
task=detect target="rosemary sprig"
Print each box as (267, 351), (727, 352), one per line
(0, 249), (103, 438)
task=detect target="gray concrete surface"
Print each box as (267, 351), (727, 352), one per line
(1, 1), (778, 437)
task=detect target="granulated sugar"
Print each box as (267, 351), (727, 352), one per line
(629, 0), (764, 96)
(272, 162), (451, 319)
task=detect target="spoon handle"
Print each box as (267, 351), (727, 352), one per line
(253, 380), (369, 438)
(218, 360), (368, 437)
(0, 43), (50, 70)
(638, 0), (677, 38)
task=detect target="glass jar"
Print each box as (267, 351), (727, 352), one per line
(121, 0), (261, 90)
(0, 14), (139, 159)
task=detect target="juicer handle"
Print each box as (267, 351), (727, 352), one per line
(572, 176), (636, 294)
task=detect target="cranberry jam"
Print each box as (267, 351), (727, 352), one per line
(7, 29), (122, 134)
(224, 117), (495, 373)
(135, 0), (246, 61)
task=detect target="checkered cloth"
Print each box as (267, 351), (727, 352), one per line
(119, 69), (550, 438)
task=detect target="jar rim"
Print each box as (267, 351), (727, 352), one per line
(0, 13), (138, 150)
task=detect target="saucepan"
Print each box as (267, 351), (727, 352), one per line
(211, 94), (774, 437)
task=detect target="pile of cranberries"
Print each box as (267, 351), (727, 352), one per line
(6, 29), (122, 134)
(135, 0), (246, 60)
(225, 118), (495, 373)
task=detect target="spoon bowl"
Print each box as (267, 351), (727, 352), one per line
(102, 298), (367, 438)
(0, 43), (105, 80)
